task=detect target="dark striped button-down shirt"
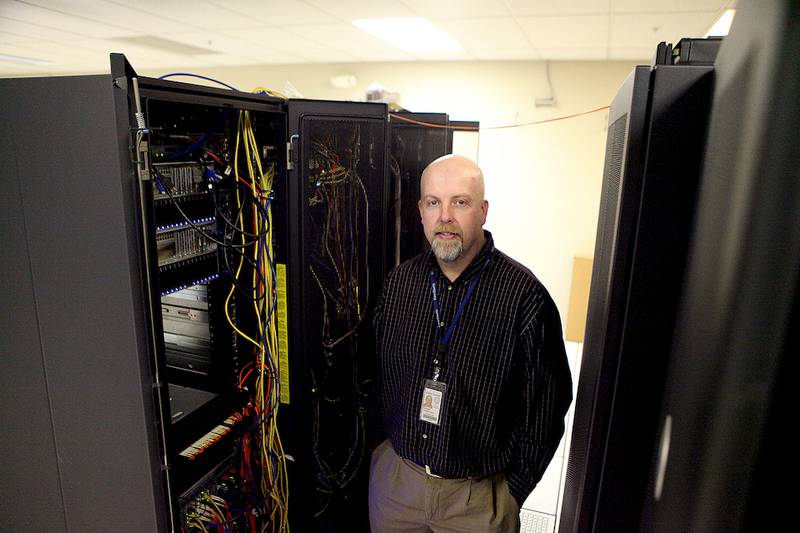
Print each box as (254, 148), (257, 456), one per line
(373, 231), (573, 505)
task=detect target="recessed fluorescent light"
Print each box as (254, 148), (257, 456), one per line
(705, 9), (736, 37)
(353, 17), (461, 52)
(0, 53), (51, 66)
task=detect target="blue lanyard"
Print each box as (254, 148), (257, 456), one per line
(429, 251), (493, 348)
(430, 272), (481, 347)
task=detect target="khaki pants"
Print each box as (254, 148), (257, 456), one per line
(368, 439), (520, 533)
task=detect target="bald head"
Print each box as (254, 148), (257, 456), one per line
(418, 154), (489, 274)
(420, 154), (485, 202)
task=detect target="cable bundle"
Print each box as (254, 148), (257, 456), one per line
(222, 110), (289, 532)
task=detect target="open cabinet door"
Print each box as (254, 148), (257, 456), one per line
(283, 99), (389, 532)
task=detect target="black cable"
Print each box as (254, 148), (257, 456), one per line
(209, 179), (272, 240)
(220, 236), (270, 302)
(216, 190), (274, 302)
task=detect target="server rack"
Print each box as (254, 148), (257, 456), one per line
(2, 54), (177, 533)
(560, 39), (720, 533)
(0, 54), (391, 532)
(133, 63), (291, 531)
(641, 2), (799, 529)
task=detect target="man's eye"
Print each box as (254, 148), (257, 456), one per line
(454, 199), (467, 206)
(427, 200), (439, 207)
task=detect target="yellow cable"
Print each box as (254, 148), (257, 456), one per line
(232, 111), (289, 531)
(252, 86), (288, 99)
(223, 112), (264, 356)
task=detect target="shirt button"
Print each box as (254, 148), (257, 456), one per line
(439, 321), (445, 327)
(447, 286), (452, 291)
(422, 434), (428, 439)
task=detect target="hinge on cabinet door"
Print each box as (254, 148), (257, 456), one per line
(287, 134), (299, 170)
(136, 140), (151, 181)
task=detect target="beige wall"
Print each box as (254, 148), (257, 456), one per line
(140, 60), (638, 317)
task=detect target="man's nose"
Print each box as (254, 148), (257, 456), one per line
(439, 204), (453, 223)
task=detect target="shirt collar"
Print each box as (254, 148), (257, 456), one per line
(426, 230), (495, 284)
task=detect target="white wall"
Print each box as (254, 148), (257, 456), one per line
(140, 60), (637, 317)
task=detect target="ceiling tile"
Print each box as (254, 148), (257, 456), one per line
(609, 12), (720, 49)
(288, 23), (404, 55)
(7, 0), (186, 36)
(185, 53), (275, 67)
(612, 0), (733, 14)
(105, 0), (258, 31)
(469, 48), (541, 60)
(305, 0), (416, 21)
(517, 15), (609, 49)
(288, 23), (417, 61)
(230, 26), (356, 62)
(401, 0), (510, 19)
(206, 0), (338, 26)
(225, 27), (299, 54)
(0, 43), (56, 63)
(436, 18), (531, 49)
(165, 32), (276, 57)
(0, 49), (110, 76)
(283, 38), (357, 63)
(537, 47), (608, 60)
(0, 30), (37, 43)
(0, 16), (89, 41)
(66, 37), (191, 62)
(0, 42), (98, 66)
(506, 0), (610, 16)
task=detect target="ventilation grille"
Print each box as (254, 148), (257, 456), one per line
(520, 509), (555, 533)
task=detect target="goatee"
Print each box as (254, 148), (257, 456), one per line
(431, 237), (463, 262)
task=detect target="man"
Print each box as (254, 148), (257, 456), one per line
(369, 155), (573, 532)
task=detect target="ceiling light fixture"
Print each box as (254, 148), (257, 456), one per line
(0, 53), (51, 66)
(705, 9), (736, 37)
(353, 17), (461, 52)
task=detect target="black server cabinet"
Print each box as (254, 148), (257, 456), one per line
(0, 53), (292, 531)
(642, 2), (799, 530)
(283, 100), (389, 532)
(560, 39), (719, 533)
(1, 57), (173, 531)
(388, 112), (451, 265)
(1, 54), (391, 532)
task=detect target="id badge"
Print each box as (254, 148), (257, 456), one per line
(419, 379), (446, 425)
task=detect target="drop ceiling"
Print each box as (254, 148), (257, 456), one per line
(0, 0), (736, 76)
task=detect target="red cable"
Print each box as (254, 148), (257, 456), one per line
(388, 105), (610, 131)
